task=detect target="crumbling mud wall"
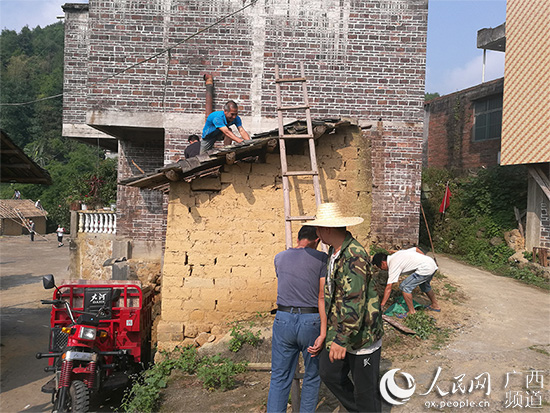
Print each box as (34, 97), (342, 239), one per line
(157, 125), (372, 350)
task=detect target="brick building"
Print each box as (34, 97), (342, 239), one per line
(61, 0), (429, 343)
(424, 0), (549, 252)
(424, 78), (503, 172)
(498, 0), (549, 250)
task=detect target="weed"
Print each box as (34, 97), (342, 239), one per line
(431, 327), (452, 350)
(228, 321), (262, 352)
(434, 270), (446, 280)
(197, 354), (248, 391)
(529, 345), (550, 357)
(443, 283), (457, 293)
(120, 345), (248, 412)
(403, 311), (436, 340)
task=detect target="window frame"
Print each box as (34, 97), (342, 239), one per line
(473, 94), (503, 142)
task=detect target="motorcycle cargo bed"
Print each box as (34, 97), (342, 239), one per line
(46, 281), (153, 365)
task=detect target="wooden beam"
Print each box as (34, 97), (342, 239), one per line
(528, 166), (550, 200)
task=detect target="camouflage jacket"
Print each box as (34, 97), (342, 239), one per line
(324, 232), (384, 351)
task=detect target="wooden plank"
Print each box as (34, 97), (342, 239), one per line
(514, 206), (525, 237)
(284, 171), (317, 177)
(382, 315), (416, 335)
(528, 166), (550, 200)
(287, 215), (316, 221)
(280, 134), (314, 139)
(278, 105), (310, 111)
(275, 77), (306, 83)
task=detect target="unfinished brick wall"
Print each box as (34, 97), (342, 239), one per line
(117, 139), (166, 241)
(425, 78), (503, 172)
(157, 125), (372, 349)
(62, 3), (89, 126)
(63, 0), (428, 249)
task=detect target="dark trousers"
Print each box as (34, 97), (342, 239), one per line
(319, 346), (381, 413)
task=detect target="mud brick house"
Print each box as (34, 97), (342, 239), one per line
(61, 0), (429, 348)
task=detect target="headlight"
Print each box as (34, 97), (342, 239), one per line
(78, 327), (97, 340)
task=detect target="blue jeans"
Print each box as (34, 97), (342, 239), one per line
(200, 129), (223, 153)
(399, 271), (435, 294)
(267, 311), (322, 413)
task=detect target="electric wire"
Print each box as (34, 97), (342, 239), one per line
(0, 0), (258, 107)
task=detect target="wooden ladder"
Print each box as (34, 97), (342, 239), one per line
(275, 62), (322, 249)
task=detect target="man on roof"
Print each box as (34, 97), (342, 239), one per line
(200, 100), (251, 153)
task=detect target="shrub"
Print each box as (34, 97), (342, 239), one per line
(419, 166), (548, 289)
(196, 354), (248, 392)
(228, 321), (262, 352)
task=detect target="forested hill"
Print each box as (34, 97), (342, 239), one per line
(1, 24), (116, 231)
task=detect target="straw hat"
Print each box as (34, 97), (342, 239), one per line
(308, 202), (364, 227)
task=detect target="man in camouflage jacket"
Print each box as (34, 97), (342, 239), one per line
(310, 203), (384, 413)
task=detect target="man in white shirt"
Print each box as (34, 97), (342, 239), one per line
(372, 248), (441, 317)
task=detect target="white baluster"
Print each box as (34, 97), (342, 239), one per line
(93, 214), (99, 233)
(84, 214), (91, 233)
(113, 214), (117, 234)
(98, 213), (105, 233)
(78, 213), (84, 232)
(107, 213), (114, 234)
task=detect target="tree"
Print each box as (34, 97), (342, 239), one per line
(0, 23), (117, 232)
(425, 92), (440, 102)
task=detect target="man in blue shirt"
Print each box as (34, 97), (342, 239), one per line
(201, 100), (251, 153)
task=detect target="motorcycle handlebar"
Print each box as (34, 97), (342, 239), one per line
(99, 350), (128, 356)
(36, 352), (63, 359)
(41, 299), (64, 305)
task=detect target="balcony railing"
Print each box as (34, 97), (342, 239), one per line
(78, 211), (116, 234)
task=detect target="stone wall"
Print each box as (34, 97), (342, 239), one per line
(157, 125), (371, 350)
(69, 233), (114, 281)
(69, 232), (163, 285)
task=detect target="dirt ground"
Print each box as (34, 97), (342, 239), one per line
(0, 234), (69, 413)
(159, 256), (550, 413)
(0, 234), (123, 413)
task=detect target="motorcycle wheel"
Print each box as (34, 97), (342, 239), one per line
(54, 380), (89, 413)
(68, 380), (89, 412)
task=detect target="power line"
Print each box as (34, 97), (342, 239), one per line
(0, 93), (63, 107)
(0, 0), (258, 107)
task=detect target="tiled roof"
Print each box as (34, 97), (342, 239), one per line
(120, 119), (350, 192)
(0, 199), (48, 219)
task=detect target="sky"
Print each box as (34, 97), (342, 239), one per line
(0, 0), (507, 96)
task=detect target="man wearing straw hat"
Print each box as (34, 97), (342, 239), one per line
(309, 202), (384, 413)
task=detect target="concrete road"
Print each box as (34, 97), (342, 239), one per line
(1, 234), (70, 413)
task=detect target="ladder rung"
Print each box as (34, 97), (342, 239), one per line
(277, 105), (310, 111)
(275, 77), (307, 83)
(280, 134), (314, 139)
(284, 171), (318, 177)
(286, 216), (316, 222)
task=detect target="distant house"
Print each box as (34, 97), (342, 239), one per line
(424, 78), (503, 171)
(0, 199), (48, 236)
(424, 0), (549, 251)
